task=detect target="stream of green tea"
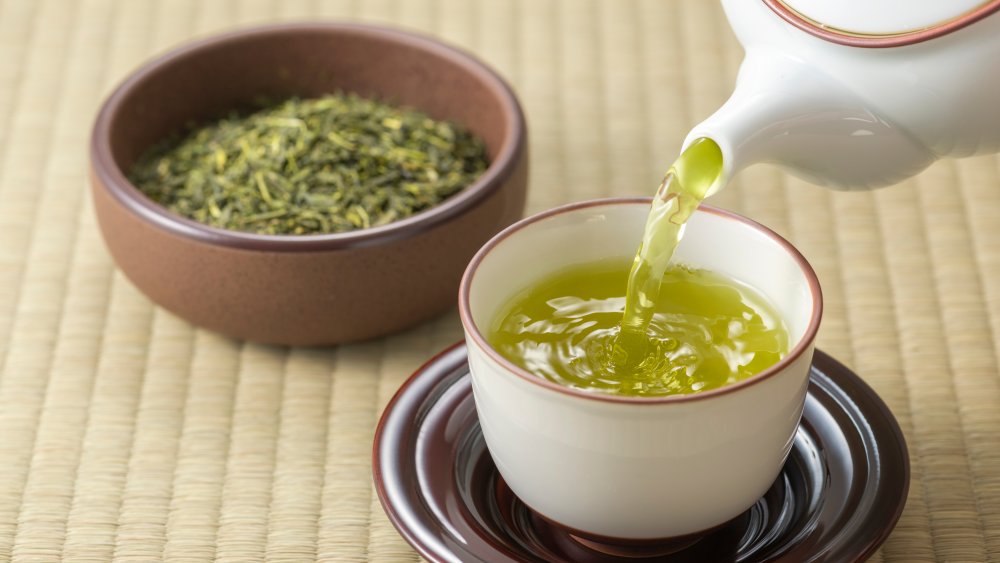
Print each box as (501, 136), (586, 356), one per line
(611, 138), (725, 369)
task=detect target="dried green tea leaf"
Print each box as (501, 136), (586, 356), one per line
(128, 93), (489, 235)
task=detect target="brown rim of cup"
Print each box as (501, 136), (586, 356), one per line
(763, 0), (1000, 48)
(89, 22), (526, 252)
(458, 197), (824, 406)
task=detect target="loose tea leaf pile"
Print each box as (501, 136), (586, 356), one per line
(129, 93), (489, 235)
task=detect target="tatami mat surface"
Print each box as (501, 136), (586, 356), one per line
(0, 0), (998, 560)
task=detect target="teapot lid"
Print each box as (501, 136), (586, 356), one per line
(765, 0), (1000, 47)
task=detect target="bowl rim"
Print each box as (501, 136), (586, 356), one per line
(90, 21), (526, 252)
(458, 197), (824, 405)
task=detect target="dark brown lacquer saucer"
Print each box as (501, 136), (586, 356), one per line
(373, 343), (910, 563)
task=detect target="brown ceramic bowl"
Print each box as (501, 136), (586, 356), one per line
(90, 22), (527, 346)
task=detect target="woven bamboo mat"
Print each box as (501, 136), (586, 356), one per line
(0, 0), (998, 560)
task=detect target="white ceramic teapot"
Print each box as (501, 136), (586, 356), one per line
(686, 0), (1000, 191)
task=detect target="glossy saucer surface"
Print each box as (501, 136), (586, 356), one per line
(373, 344), (909, 562)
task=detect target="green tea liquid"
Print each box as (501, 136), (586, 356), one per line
(489, 136), (788, 397)
(613, 138), (725, 368)
(489, 260), (788, 396)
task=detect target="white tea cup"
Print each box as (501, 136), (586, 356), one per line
(459, 198), (822, 542)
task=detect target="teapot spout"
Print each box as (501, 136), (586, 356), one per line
(685, 50), (936, 192)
